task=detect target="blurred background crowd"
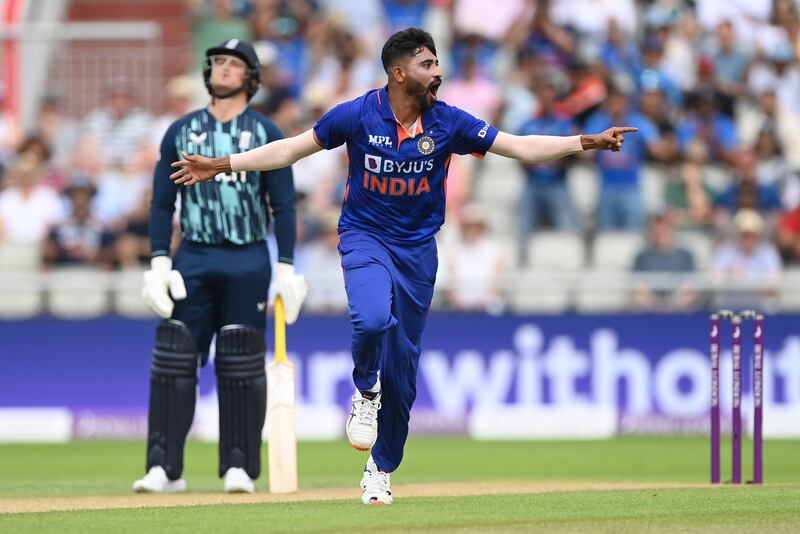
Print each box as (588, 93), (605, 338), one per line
(3, 0), (800, 316)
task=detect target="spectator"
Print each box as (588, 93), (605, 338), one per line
(738, 87), (800, 172)
(302, 211), (348, 313)
(447, 207), (506, 313)
(777, 201), (800, 264)
(712, 208), (782, 310)
(33, 93), (80, 171)
(584, 86), (661, 230)
(714, 148), (782, 226)
(438, 54), (502, 125)
(151, 76), (197, 146)
(190, 0), (253, 71)
(115, 189), (152, 268)
(633, 36), (682, 108)
(550, 0), (636, 45)
(43, 182), (116, 269)
(676, 89), (739, 164)
(81, 77), (152, 168)
(517, 77), (579, 264)
(519, 0), (575, 69)
(383, 0), (428, 36)
(664, 142), (714, 233)
(552, 59), (607, 124)
(707, 20), (750, 101)
(631, 211), (696, 311)
(0, 153), (64, 244)
(748, 39), (800, 117)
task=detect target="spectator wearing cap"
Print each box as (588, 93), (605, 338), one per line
(631, 210), (697, 311)
(712, 208), (782, 309)
(81, 76), (152, 168)
(583, 86), (662, 230)
(676, 89), (739, 164)
(517, 76), (579, 263)
(43, 181), (116, 269)
(0, 152), (64, 244)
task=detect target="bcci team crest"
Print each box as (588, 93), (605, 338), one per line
(417, 135), (435, 155)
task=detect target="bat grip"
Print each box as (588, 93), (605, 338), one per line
(274, 296), (287, 363)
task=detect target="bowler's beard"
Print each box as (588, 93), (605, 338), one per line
(407, 76), (438, 111)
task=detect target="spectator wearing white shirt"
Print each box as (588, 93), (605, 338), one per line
(447, 207), (506, 313)
(712, 209), (782, 310)
(0, 152), (64, 244)
(82, 77), (152, 168)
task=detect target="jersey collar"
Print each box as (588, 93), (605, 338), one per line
(377, 85), (440, 129)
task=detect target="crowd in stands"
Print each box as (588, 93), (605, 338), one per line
(2, 0), (800, 314)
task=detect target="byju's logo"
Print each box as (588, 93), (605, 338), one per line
(368, 134), (393, 148)
(365, 154), (382, 173)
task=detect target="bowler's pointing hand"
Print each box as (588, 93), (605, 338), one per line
(581, 127), (639, 152)
(170, 152), (222, 186)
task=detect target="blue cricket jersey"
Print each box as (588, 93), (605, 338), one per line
(313, 86), (499, 242)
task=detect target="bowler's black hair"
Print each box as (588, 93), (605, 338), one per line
(381, 28), (437, 73)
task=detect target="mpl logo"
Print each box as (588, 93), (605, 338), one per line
(477, 123), (490, 139)
(368, 134), (393, 148)
(365, 154), (382, 173)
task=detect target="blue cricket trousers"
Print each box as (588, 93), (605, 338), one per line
(338, 229), (438, 472)
(172, 240), (271, 363)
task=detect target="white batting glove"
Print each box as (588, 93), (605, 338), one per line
(275, 262), (308, 325)
(142, 256), (187, 319)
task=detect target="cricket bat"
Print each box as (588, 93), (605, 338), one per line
(267, 296), (298, 493)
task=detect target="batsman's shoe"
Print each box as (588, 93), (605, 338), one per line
(132, 466), (187, 493)
(346, 389), (381, 451)
(223, 467), (255, 493)
(360, 456), (392, 505)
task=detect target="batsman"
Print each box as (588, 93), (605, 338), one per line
(133, 39), (307, 494)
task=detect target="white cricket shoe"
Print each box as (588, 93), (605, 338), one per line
(132, 466), (187, 493)
(223, 467), (255, 493)
(346, 389), (381, 451)
(360, 456), (392, 505)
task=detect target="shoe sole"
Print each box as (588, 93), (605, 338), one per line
(350, 443), (371, 451)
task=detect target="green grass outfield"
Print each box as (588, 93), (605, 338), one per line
(1, 437), (799, 532)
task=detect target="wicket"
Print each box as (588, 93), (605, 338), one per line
(710, 310), (764, 485)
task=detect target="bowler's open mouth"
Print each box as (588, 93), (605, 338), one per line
(429, 81), (441, 98)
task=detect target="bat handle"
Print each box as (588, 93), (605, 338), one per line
(274, 295), (287, 363)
